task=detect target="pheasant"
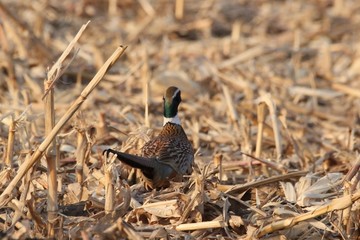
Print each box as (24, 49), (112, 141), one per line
(103, 86), (194, 189)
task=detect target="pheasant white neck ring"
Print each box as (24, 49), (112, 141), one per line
(163, 114), (181, 125)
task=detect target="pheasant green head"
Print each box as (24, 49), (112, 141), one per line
(163, 86), (181, 125)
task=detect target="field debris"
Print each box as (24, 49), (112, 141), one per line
(0, 0), (359, 239)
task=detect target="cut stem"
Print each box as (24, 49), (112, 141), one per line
(5, 117), (16, 168)
(44, 79), (57, 238)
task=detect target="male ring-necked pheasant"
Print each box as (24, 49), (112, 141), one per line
(103, 86), (194, 189)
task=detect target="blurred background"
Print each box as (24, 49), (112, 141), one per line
(1, 0), (359, 165)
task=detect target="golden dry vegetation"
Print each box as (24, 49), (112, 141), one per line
(0, 0), (359, 239)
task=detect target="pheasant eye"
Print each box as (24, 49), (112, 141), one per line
(174, 93), (181, 102)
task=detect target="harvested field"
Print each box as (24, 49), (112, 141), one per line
(0, 0), (359, 239)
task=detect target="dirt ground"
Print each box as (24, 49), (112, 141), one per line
(0, 0), (359, 239)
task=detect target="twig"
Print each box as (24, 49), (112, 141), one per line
(218, 170), (308, 194)
(142, 45), (150, 128)
(257, 94), (282, 160)
(4, 116), (15, 168)
(42, 20), (89, 100)
(255, 102), (265, 158)
(138, 0), (155, 16)
(288, 86), (343, 99)
(239, 151), (287, 173)
(219, 46), (270, 69)
(332, 83), (360, 98)
(176, 220), (226, 231)
(75, 128), (87, 186)
(213, 153), (223, 182)
(257, 190), (360, 237)
(104, 154), (117, 214)
(175, 0), (184, 20)
(44, 78), (57, 238)
(116, 218), (144, 240)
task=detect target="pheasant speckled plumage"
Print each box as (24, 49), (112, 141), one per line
(103, 86), (194, 189)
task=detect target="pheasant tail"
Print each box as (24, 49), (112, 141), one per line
(103, 149), (156, 171)
(103, 148), (176, 189)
